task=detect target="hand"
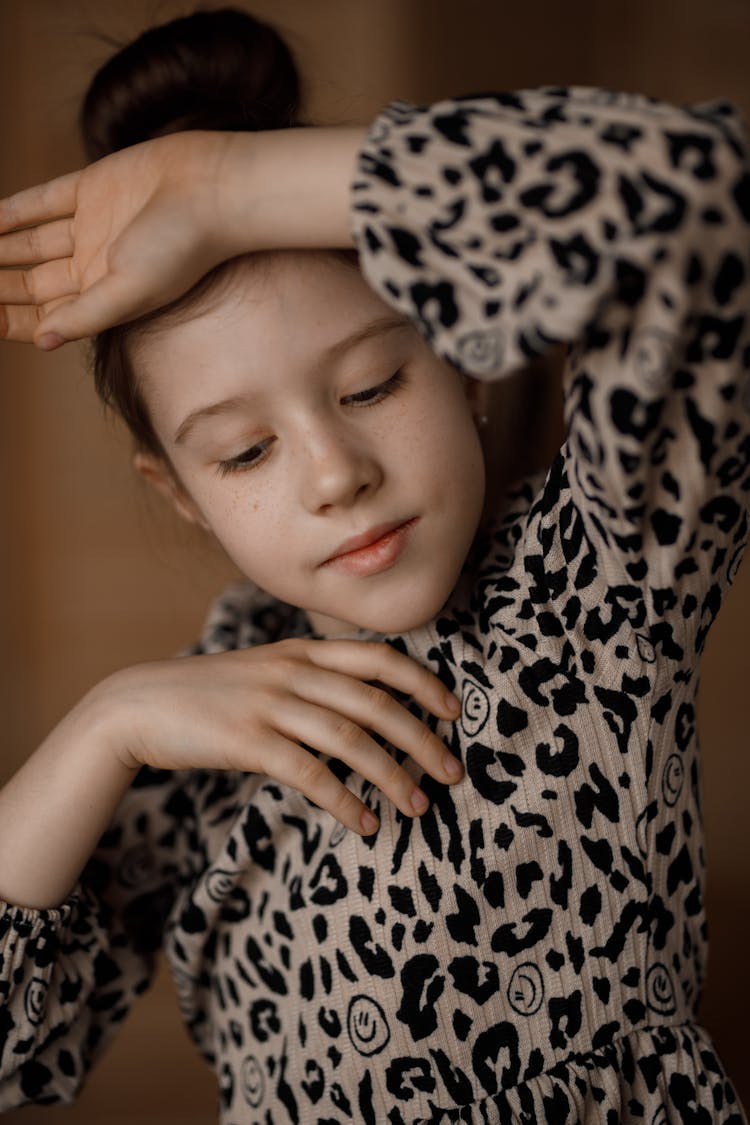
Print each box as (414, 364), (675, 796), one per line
(0, 125), (362, 349)
(0, 130), (238, 348)
(95, 638), (463, 837)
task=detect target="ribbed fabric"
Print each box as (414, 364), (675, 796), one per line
(1, 86), (749, 1123)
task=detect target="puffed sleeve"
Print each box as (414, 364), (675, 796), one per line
(351, 86), (750, 658)
(0, 765), (196, 1109)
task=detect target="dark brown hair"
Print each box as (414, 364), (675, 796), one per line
(80, 7), (304, 457)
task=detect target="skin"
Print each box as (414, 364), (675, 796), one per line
(133, 249), (488, 637)
(0, 128), (367, 345)
(0, 129), (490, 909)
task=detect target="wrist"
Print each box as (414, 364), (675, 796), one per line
(218, 126), (366, 254)
(74, 669), (145, 774)
(0, 677), (142, 911)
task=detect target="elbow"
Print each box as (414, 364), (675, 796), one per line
(0, 1062), (83, 1113)
(685, 106), (750, 232)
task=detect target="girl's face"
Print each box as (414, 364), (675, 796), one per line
(134, 251), (486, 635)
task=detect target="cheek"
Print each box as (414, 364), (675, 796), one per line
(184, 473), (288, 564)
(424, 395), (486, 497)
(385, 375), (485, 502)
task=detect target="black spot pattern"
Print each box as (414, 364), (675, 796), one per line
(1, 86), (749, 1123)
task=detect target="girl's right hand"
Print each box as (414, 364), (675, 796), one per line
(92, 638), (463, 837)
(0, 126), (362, 349)
(0, 130), (242, 348)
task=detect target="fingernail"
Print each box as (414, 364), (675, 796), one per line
(443, 754), (463, 779)
(444, 690), (460, 713)
(360, 810), (379, 835)
(410, 788), (429, 813)
(37, 333), (65, 350)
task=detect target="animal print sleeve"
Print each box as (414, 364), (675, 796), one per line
(0, 766), (193, 1109)
(351, 87), (750, 655)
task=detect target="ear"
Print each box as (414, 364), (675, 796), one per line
(462, 374), (492, 428)
(133, 452), (210, 531)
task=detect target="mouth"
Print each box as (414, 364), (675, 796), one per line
(320, 517), (419, 577)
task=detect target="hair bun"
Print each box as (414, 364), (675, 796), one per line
(80, 7), (301, 161)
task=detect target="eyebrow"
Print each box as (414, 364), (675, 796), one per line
(173, 314), (411, 446)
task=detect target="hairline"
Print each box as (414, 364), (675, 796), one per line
(121, 247), (364, 449)
(172, 313), (412, 446)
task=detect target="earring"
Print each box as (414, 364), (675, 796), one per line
(476, 413), (489, 428)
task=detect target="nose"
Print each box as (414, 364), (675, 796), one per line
(299, 418), (383, 514)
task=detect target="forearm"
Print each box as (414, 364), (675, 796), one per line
(0, 122), (368, 345)
(350, 89), (747, 380)
(217, 125), (367, 253)
(0, 680), (137, 910)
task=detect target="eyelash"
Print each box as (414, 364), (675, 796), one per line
(342, 368), (406, 407)
(216, 369), (406, 477)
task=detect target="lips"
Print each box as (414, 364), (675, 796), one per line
(324, 518), (413, 562)
(321, 517), (418, 577)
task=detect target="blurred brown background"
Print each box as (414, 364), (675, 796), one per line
(1, 0), (749, 1121)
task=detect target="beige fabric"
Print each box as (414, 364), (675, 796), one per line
(2, 86), (749, 1123)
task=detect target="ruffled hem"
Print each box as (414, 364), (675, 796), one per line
(0, 893), (78, 940)
(414, 1023), (747, 1125)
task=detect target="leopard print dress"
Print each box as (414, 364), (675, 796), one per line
(2, 86), (749, 1124)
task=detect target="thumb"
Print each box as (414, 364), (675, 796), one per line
(34, 274), (147, 345)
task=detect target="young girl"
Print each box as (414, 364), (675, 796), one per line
(0, 8), (748, 1123)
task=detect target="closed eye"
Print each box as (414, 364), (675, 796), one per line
(216, 436), (274, 477)
(341, 369), (406, 406)
(215, 370), (406, 477)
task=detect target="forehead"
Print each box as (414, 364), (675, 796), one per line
(141, 249), (384, 347)
(136, 250), (396, 375)
(132, 250), (411, 429)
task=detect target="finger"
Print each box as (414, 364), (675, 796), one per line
(262, 735), (381, 837)
(306, 640), (461, 720)
(35, 274), (144, 343)
(0, 302), (41, 343)
(0, 258), (78, 306)
(0, 295), (80, 347)
(274, 696), (432, 820)
(291, 666), (462, 786)
(0, 172), (79, 234)
(0, 219), (74, 266)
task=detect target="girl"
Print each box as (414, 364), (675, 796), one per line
(0, 7), (748, 1123)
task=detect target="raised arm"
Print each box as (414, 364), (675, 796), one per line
(0, 126), (364, 347)
(348, 86), (750, 658)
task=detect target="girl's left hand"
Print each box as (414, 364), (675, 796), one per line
(0, 130), (240, 349)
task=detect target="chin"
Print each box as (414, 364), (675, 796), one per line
(353, 581), (455, 635)
(303, 555), (467, 637)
